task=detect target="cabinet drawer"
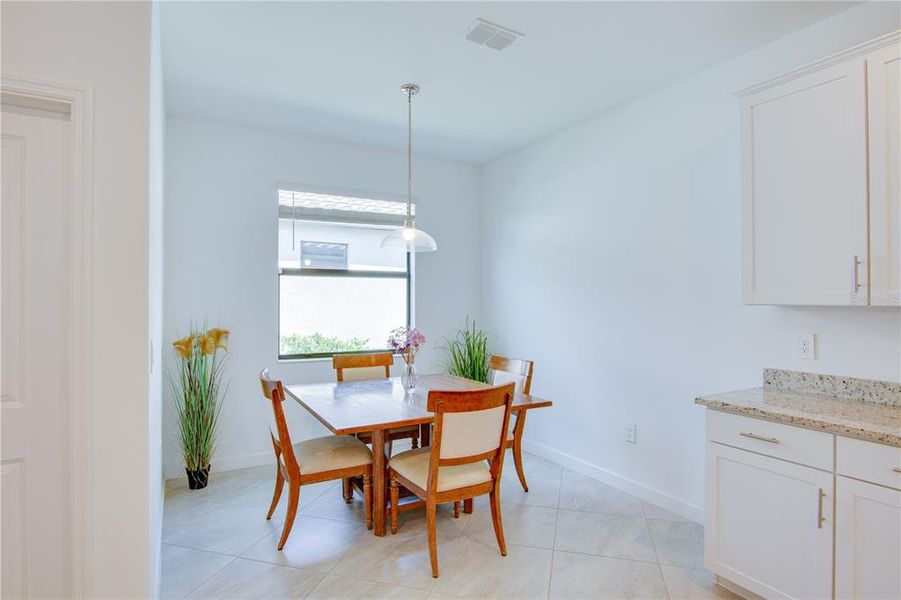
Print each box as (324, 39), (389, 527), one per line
(836, 436), (901, 489)
(707, 410), (834, 471)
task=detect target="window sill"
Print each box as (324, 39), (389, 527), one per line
(277, 356), (334, 364)
(277, 352), (403, 364)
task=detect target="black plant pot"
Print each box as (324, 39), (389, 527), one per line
(186, 465), (211, 490)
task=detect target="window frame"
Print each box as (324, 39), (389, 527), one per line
(277, 253), (412, 361)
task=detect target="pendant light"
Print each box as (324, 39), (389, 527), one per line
(382, 83), (438, 252)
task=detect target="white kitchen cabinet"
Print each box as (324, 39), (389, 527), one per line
(705, 442), (833, 599)
(705, 407), (901, 600)
(740, 33), (900, 306)
(867, 42), (901, 306)
(835, 476), (901, 600)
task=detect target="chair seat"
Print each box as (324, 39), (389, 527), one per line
(389, 447), (491, 492)
(295, 435), (372, 475)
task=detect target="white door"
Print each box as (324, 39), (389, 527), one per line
(742, 57), (869, 305)
(835, 476), (901, 600)
(2, 102), (73, 598)
(705, 442), (833, 599)
(867, 41), (901, 306)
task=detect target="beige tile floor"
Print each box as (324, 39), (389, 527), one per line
(161, 451), (739, 599)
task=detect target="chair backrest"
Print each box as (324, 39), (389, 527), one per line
(332, 352), (393, 382)
(488, 355), (534, 395)
(426, 383), (515, 492)
(260, 369), (300, 478)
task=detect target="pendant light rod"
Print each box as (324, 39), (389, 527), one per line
(401, 83), (419, 224)
(381, 83), (436, 253)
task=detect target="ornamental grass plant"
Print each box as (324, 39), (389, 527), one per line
(444, 317), (490, 383)
(169, 326), (229, 488)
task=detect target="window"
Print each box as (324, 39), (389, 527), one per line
(277, 189), (411, 359)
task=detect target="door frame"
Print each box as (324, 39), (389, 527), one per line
(1, 74), (94, 597)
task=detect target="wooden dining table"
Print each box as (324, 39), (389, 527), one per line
(284, 373), (553, 536)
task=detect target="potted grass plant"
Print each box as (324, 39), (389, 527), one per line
(443, 317), (490, 383)
(169, 326), (229, 490)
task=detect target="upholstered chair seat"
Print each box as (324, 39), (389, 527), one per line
(293, 435), (372, 474)
(389, 447), (492, 492)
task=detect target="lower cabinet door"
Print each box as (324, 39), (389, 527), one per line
(835, 476), (901, 599)
(706, 442), (833, 599)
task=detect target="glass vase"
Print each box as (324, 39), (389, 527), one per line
(401, 360), (417, 392)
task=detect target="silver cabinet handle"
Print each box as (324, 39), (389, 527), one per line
(851, 255), (862, 293)
(739, 431), (780, 444)
(817, 488), (826, 529)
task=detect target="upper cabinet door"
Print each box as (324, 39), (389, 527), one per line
(867, 42), (901, 307)
(742, 58), (869, 305)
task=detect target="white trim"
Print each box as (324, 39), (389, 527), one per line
(736, 29), (901, 96)
(1, 74), (94, 597)
(164, 451), (273, 481)
(521, 438), (705, 524)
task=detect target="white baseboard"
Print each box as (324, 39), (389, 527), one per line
(166, 440), (706, 525)
(164, 451), (273, 481)
(521, 439), (705, 524)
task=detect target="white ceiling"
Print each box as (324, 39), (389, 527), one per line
(161, 1), (856, 164)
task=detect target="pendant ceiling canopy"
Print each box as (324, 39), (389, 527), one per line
(382, 83), (437, 253)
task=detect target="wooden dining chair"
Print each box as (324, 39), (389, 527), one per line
(388, 382), (516, 578)
(260, 369), (373, 549)
(332, 352), (420, 503)
(488, 355), (534, 492)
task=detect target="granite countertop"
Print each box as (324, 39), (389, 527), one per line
(695, 369), (901, 447)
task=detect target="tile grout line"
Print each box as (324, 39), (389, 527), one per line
(178, 556), (240, 599)
(162, 541), (242, 560)
(546, 473), (563, 600)
(642, 507), (672, 600)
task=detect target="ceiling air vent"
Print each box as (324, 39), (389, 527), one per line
(464, 18), (523, 51)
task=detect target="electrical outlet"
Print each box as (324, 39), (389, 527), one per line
(797, 334), (816, 360)
(625, 423), (637, 444)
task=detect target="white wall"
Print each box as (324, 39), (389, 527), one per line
(163, 117), (481, 477)
(2, 1), (158, 596)
(481, 2), (901, 521)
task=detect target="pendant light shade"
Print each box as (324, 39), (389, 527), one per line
(382, 83), (437, 253)
(381, 220), (438, 252)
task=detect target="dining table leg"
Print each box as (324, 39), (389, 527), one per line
(372, 428), (387, 536)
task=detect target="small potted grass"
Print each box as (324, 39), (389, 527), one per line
(444, 317), (490, 383)
(169, 326), (229, 490)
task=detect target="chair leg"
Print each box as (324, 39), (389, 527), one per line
(411, 431), (419, 450)
(463, 498), (473, 514)
(512, 412), (529, 492)
(389, 476), (399, 534)
(342, 477), (353, 503)
(363, 472), (373, 531)
(489, 487), (507, 557)
(267, 466), (285, 520)
(427, 501), (439, 577)
(453, 501), (461, 518)
(278, 481), (300, 551)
